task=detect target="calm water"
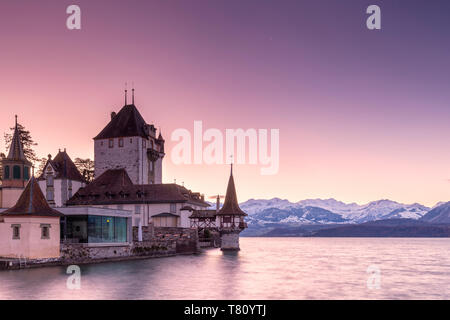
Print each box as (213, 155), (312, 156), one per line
(0, 238), (449, 300)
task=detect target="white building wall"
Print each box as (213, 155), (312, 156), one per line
(94, 137), (163, 185)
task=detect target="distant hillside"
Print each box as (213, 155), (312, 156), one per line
(308, 219), (450, 237)
(421, 202), (450, 224)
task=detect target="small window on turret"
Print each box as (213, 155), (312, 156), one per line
(4, 166), (10, 179)
(13, 165), (21, 179)
(24, 167), (30, 180)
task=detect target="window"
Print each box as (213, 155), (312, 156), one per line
(119, 138), (124, 148)
(24, 167), (30, 180)
(135, 205), (141, 214)
(100, 141), (104, 146)
(4, 166), (10, 179)
(109, 139), (114, 148)
(170, 203), (176, 213)
(11, 224), (21, 239)
(13, 165), (21, 179)
(150, 140), (154, 149)
(47, 175), (54, 187)
(142, 140), (146, 148)
(47, 189), (54, 201)
(130, 138), (133, 144)
(40, 224), (51, 239)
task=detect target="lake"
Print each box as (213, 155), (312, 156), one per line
(0, 238), (449, 300)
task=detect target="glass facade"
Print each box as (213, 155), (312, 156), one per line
(63, 215), (128, 243)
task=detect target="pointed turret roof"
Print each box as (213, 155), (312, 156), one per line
(7, 116), (29, 163)
(94, 104), (149, 140)
(217, 165), (247, 216)
(1, 177), (63, 217)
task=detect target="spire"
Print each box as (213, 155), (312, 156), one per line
(132, 82), (135, 105)
(7, 115), (28, 162)
(217, 166), (247, 216)
(125, 82), (128, 105)
(0, 177), (63, 217)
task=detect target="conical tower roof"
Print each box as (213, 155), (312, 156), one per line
(1, 177), (63, 217)
(7, 116), (29, 162)
(217, 165), (247, 216)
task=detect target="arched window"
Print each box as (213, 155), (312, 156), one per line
(24, 167), (30, 180)
(13, 166), (21, 179)
(4, 166), (10, 179)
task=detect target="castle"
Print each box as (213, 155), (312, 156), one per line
(0, 92), (247, 260)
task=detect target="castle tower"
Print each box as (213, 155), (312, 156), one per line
(217, 165), (248, 251)
(1, 116), (32, 208)
(93, 100), (165, 185)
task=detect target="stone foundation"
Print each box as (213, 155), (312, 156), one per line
(220, 231), (241, 251)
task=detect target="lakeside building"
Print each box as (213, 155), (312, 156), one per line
(0, 117), (32, 208)
(66, 168), (208, 228)
(0, 92), (246, 263)
(66, 101), (209, 228)
(0, 177), (63, 259)
(37, 150), (87, 207)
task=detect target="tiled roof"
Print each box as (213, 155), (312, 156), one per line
(66, 169), (209, 207)
(1, 177), (64, 217)
(94, 104), (150, 140)
(217, 168), (247, 216)
(38, 151), (86, 183)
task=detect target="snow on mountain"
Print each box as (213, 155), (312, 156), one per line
(240, 198), (431, 225)
(240, 198), (296, 215)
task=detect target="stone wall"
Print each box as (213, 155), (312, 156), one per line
(60, 227), (199, 264)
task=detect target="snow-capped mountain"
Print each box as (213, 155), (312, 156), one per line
(239, 198), (431, 225)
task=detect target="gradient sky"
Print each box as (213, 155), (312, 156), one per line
(0, 0), (449, 207)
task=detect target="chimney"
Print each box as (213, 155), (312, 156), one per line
(111, 112), (117, 120)
(216, 195), (220, 212)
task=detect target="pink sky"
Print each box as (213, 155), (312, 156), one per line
(1, 1), (450, 207)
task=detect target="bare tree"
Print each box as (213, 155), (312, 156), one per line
(74, 158), (95, 183)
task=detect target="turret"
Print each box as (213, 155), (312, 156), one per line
(217, 164), (247, 251)
(1, 116), (33, 208)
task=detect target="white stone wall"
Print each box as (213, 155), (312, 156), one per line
(38, 179), (84, 207)
(220, 232), (241, 251)
(94, 137), (163, 185)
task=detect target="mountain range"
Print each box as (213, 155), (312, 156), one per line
(228, 198), (450, 236)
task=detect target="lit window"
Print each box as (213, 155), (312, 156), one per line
(109, 139), (114, 148)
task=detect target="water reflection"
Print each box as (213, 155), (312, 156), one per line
(0, 238), (449, 300)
